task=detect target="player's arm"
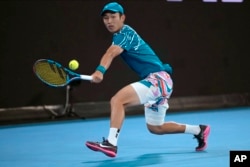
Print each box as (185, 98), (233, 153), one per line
(91, 45), (124, 83)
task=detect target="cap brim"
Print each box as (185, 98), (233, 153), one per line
(101, 10), (121, 16)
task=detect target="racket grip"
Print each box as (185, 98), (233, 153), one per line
(80, 75), (93, 81)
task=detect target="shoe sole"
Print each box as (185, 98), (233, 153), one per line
(196, 126), (211, 151)
(85, 142), (116, 157)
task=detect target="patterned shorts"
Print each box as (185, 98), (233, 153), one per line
(131, 71), (173, 125)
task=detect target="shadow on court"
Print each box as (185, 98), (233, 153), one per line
(82, 151), (204, 167)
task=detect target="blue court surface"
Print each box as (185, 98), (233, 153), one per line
(0, 107), (249, 167)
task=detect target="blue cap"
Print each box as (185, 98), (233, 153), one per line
(101, 2), (124, 16)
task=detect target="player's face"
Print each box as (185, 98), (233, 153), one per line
(103, 13), (125, 33)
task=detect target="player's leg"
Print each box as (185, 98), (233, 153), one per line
(144, 98), (187, 134)
(106, 84), (140, 146)
(130, 81), (186, 134)
(86, 84), (140, 157)
(145, 99), (210, 151)
(109, 83), (141, 129)
(131, 74), (211, 151)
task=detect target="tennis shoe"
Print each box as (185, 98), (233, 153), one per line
(85, 137), (117, 157)
(194, 125), (210, 151)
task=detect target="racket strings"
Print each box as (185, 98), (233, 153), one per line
(34, 62), (67, 86)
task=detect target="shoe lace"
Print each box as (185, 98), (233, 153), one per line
(102, 137), (107, 142)
(102, 137), (111, 145)
(193, 132), (204, 147)
(101, 137), (116, 148)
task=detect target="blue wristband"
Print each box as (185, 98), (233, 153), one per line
(96, 65), (106, 74)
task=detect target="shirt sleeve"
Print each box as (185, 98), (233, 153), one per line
(112, 32), (134, 51)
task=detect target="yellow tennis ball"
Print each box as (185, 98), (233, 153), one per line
(69, 59), (79, 70)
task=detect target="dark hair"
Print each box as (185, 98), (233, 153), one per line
(101, 10), (123, 16)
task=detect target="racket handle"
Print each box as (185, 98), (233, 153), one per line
(80, 75), (93, 81)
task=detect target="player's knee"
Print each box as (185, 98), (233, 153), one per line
(147, 124), (164, 135)
(110, 95), (124, 108)
(110, 96), (116, 106)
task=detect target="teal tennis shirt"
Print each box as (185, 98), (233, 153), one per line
(112, 24), (172, 79)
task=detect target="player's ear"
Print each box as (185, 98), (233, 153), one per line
(121, 14), (125, 22)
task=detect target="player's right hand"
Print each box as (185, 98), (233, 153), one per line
(91, 71), (103, 83)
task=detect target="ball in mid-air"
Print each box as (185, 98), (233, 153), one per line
(69, 59), (79, 70)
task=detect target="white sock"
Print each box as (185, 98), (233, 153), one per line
(107, 128), (120, 146)
(184, 124), (201, 135)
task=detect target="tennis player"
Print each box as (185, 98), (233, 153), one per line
(86, 2), (210, 157)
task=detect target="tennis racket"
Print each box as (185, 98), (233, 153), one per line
(33, 59), (92, 87)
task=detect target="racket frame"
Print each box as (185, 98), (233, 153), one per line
(33, 59), (92, 87)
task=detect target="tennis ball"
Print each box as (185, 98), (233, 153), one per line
(69, 59), (79, 70)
